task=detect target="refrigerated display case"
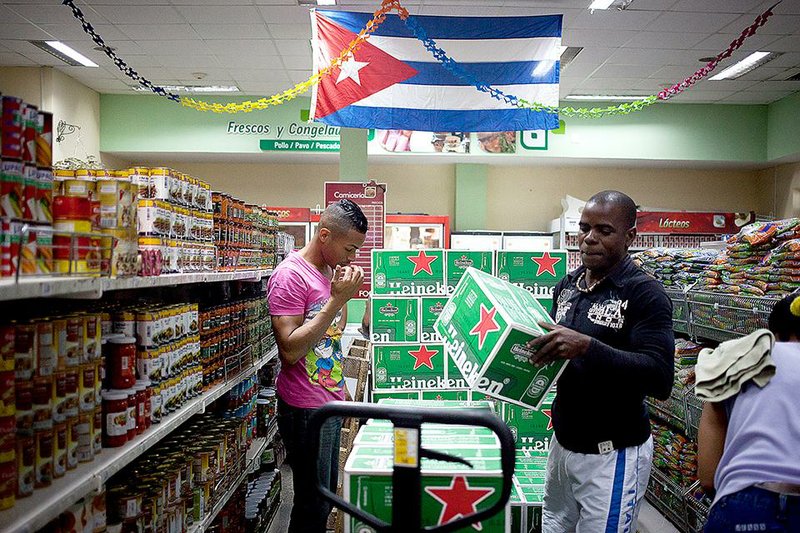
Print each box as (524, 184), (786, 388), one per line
(266, 206), (312, 250)
(310, 213), (450, 251)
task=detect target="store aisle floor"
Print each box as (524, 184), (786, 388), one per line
(268, 464), (294, 533)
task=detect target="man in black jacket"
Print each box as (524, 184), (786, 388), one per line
(527, 190), (674, 533)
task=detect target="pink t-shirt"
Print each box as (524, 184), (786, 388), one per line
(267, 252), (345, 408)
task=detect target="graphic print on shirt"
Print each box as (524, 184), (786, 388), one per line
(587, 298), (628, 330)
(304, 300), (345, 391)
(554, 289), (574, 323)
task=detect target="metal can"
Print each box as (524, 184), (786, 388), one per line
(14, 320), (36, 380)
(15, 435), (33, 497)
(52, 370), (67, 423)
(53, 422), (67, 479)
(35, 319), (56, 377)
(36, 230), (52, 274)
(21, 103), (37, 164)
(0, 456), (13, 510)
(113, 310), (136, 337)
(66, 415), (79, 470)
(64, 315), (83, 367)
(64, 369), (79, 418)
(93, 406), (103, 456)
(32, 375), (53, 432)
(75, 413), (93, 463)
(2, 96), (24, 160)
(0, 324), (13, 372)
(83, 313), (101, 362)
(79, 363), (96, 413)
(35, 111), (53, 168)
(34, 427), (53, 488)
(0, 159), (24, 219)
(36, 167), (53, 224)
(21, 163), (38, 221)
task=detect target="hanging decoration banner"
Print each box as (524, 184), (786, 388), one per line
(62, 0), (779, 119)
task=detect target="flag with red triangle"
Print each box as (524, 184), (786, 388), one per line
(310, 9), (562, 132)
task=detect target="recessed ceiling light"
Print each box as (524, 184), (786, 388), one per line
(709, 51), (782, 80)
(564, 94), (646, 101)
(132, 85), (240, 93)
(29, 40), (98, 67)
(588, 0), (634, 11)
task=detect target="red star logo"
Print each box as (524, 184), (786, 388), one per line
(531, 252), (562, 277)
(469, 304), (501, 350)
(408, 250), (438, 276)
(313, 13), (418, 119)
(408, 345), (439, 370)
(425, 476), (495, 531)
(541, 408), (553, 431)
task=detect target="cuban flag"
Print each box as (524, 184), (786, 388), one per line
(310, 10), (562, 133)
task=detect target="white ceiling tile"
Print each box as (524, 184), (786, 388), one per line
(280, 54), (313, 70)
(154, 54), (220, 67)
(0, 52), (36, 66)
(590, 63), (664, 78)
(646, 11), (740, 33)
(419, 6), (504, 16)
(136, 39), (211, 55)
(623, 31), (706, 49)
(170, 67), (231, 80)
(752, 79), (800, 90)
(760, 0), (800, 15)
(174, 5), (262, 24)
(670, 0), (765, 13)
(273, 39), (309, 56)
(191, 24), (270, 40)
(768, 35), (800, 52)
(106, 54), (163, 68)
(574, 77), (646, 90)
(569, 9), (660, 31)
(719, 13), (800, 35)
(627, 0), (681, 10)
(503, 0), (587, 7)
(36, 23), (128, 42)
(236, 81), (296, 95)
(252, 0), (296, 4)
(736, 66), (790, 81)
(0, 23), (52, 40)
(648, 65), (701, 80)
(562, 29), (638, 48)
(228, 68), (290, 82)
(287, 70), (312, 84)
(694, 33), (781, 52)
(118, 24), (200, 41)
(91, 5), (185, 24)
(767, 52), (800, 68)
(204, 39), (278, 56)
(267, 23), (311, 40)
(722, 90), (793, 103)
(0, 6), (29, 24)
(14, 51), (71, 67)
(99, 40), (149, 55)
(213, 53), (285, 68)
(679, 78), (760, 91)
(170, 0), (261, 4)
(667, 91), (731, 102)
(4, 3), (100, 24)
(54, 65), (117, 80)
(258, 6), (317, 23)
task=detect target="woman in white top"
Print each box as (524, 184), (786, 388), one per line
(698, 293), (800, 532)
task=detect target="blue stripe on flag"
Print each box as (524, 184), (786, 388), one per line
(605, 449), (627, 533)
(317, 10), (562, 39)
(403, 61), (559, 86)
(315, 105), (559, 133)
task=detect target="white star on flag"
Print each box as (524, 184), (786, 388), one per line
(336, 55), (369, 85)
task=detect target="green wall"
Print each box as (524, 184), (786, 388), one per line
(101, 93), (795, 163)
(455, 164), (488, 230)
(767, 91), (800, 162)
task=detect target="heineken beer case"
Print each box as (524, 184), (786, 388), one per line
(372, 343), (459, 391)
(420, 296), (447, 343)
(502, 392), (556, 452)
(371, 249), (446, 296)
(370, 296), (420, 343)
(446, 250), (494, 294)
(433, 267), (567, 410)
(496, 251), (567, 312)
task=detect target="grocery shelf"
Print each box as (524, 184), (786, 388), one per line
(188, 437), (268, 533)
(0, 345), (278, 533)
(0, 269), (273, 302)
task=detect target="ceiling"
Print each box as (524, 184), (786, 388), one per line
(1, 0), (800, 105)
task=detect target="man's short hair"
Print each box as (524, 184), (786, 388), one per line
(319, 199), (368, 235)
(587, 190), (637, 229)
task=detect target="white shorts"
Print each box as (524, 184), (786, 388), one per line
(542, 436), (653, 533)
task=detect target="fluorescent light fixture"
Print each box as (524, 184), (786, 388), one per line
(298, 0), (337, 5)
(589, 0), (634, 11)
(29, 40), (98, 67)
(709, 51), (781, 81)
(564, 95), (646, 101)
(132, 85), (240, 93)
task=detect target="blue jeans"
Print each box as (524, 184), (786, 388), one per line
(705, 486), (800, 532)
(277, 397), (342, 533)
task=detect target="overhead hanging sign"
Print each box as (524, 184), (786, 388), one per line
(324, 180), (386, 299)
(636, 211), (756, 234)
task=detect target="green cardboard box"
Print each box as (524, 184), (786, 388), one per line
(496, 251), (568, 312)
(420, 296), (448, 343)
(446, 250), (495, 294)
(372, 343), (463, 391)
(372, 249), (446, 296)
(502, 393), (556, 452)
(370, 296), (420, 343)
(434, 267), (567, 409)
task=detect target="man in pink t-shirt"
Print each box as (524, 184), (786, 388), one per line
(268, 199), (366, 533)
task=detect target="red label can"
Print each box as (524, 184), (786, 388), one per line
(0, 159), (24, 220)
(1, 96), (23, 160)
(36, 111), (53, 168)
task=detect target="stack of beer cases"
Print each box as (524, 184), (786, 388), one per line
(368, 249), (567, 404)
